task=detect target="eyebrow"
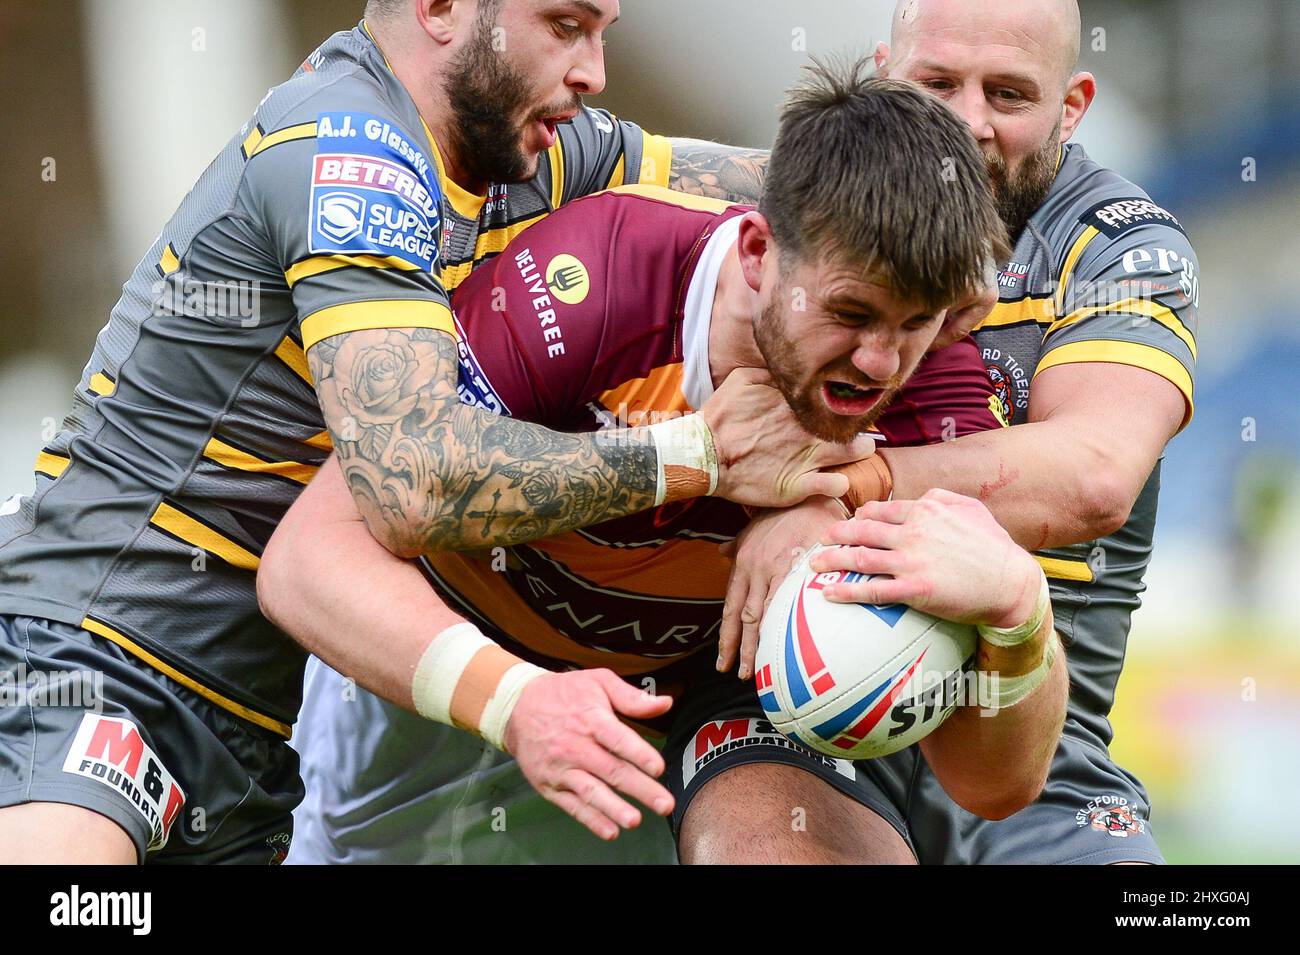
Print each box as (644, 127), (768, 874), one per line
(822, 293), (878, 315)
(567, 0), (619, 24)
(912, 60), (1041, 92)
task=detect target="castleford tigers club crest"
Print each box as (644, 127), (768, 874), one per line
(546, 253), (590, 305)
(1076, 794), (1147, 838)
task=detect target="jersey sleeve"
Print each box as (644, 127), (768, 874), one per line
(242, 106), (456, 352)
(875, 336), (1006, 446)
(1040, 202), (1200, 430)
(539, 106), (673, 209)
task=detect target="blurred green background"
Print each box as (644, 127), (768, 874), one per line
(2, 0), (1297, 863)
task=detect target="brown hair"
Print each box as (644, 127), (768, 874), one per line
(760, 57), (1009, 311)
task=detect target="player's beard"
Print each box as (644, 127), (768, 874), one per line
(442, 15), (580, 184)
(986, 118), (1062, 241)
(753, 293), (903, 444)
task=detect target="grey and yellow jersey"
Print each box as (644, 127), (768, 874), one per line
(972, 142), (1199, 744)
(0, 21), (668, 737)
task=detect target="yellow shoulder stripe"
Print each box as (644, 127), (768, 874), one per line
(1056, 225), (1101, 313)
(285, 253), (421, 289)
(247, 122), (317, 158)
(1050, 296), (1197, 361)
(81, 616), (292, 739)
(299, 299), (456, 351)
(149, 501), (261, 571)
(240, 124), (265, 160)
(976, 296), (1055, 330)
(1034, 339), (1194, 430)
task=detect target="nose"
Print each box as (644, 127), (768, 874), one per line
(850, 330), (902, 383)
(951, 84), (996, 144)
(566, 40), (607, 95)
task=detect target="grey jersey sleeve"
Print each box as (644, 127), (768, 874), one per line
(538, 106), (673, 209)
(1042, 200), (1200, 428)
(242, 105), (455, 352)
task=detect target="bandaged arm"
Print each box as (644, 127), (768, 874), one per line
(257, 455), (541, 748)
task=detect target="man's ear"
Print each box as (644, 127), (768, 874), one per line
(874, 41), (891, 75)
(415, 0), (461, 45)
(930, 281), (998, 352)
(1060, 71), (1097, 142)
(736, 212), (773, 294)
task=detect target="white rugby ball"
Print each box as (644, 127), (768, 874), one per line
(754, 544), (977, 760)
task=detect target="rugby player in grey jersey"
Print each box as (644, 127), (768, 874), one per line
(717, 0), (1197, 864)
(0, 0), (867, 863)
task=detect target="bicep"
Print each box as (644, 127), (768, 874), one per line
(307, 325), (460, 439)
(1028, 361), (1185, 479)
(307, 325), (462, 548)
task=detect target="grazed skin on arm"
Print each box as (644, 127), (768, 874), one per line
(668, 139), (769, 204)
(308, 327), (657, 557)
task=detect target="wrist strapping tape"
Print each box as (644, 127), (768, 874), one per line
(978, 571), (1056, 708)
(646, 414), (719, 506)
(978, 571), (1050, 647)
(411, 622), (546, 750)
(988, 630), (1058, 709)
(836, 454), (894, 513)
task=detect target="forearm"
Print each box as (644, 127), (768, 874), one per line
(258, 488), (465, 713)
(309, 328), (659, 557)
(879, 421), (1117, 551)
(668, 139), (768, 204)
(921, 631), (1068, 820)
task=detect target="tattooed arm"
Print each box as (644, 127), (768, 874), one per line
(308, 327), (656, 557)
(667, 139), (769, 204)
(308, 327), (863, 558)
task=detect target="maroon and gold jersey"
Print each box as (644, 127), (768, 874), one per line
(428, 184), (1003, 675)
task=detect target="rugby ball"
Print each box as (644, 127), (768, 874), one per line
(754, 544), (977, 760)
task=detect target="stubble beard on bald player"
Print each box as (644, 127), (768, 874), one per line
(442, 16), (581, 184)
(986, 118), (1062, 241)
(753, 294), (904, 445)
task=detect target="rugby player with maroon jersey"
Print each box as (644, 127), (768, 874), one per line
(260, 67), (1068, 862)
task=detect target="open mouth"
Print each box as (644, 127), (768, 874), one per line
(535, 108), (580, 147)
(822, 380), (884, 416)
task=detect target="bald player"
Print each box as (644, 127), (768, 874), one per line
(720, 0), (1197, 864)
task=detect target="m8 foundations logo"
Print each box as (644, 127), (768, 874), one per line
(60, 714), (185, 851)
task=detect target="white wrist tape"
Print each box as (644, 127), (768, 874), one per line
(478, 662), (543, 751)
(646, 414), (718, 506)
(989, 629), (1058, 709)
(411, 622), (546, 750)
(978, 571), (1050, 648)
